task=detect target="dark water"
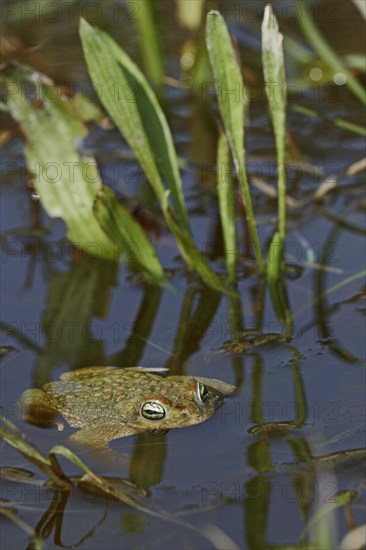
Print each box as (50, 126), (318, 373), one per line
(1, 1), (365, 549)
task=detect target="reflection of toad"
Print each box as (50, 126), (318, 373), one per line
(19, 367), (235, 448)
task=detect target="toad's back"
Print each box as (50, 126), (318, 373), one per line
(19, 366), (235, 447)
(41, 367), (174, 426)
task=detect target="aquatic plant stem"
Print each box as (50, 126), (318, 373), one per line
(291, 104), (366, 136)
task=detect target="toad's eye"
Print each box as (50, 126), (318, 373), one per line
(141, 401), (166, 421)
(197, 382), (208, 402)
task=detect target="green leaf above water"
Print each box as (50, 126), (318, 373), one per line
(79, 18), (189, 233)
(80, 18), (235, 291)
(216, 132), (236, 285)
(5, 67), (166, 283)
(267, 231), (285, 284)
(262, 5), (287, 248)
(94, 187), (166, 284)
(206, 10), (264, 273)
(5, 68), (117, 261)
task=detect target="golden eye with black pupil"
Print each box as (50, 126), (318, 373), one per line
(141, 401), (166, 420)
(197, 382), (208, 402)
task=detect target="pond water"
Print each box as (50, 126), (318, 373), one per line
(1, 2), (365, 549)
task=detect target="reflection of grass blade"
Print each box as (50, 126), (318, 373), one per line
(206, 11), (264, 273)
(0, 504), (43, 550)
(313, 226), (362, 363)
(166, 287), (222, 373)
(5, 69), (117, 261)
(262, 5), (287, 277)
(295, 0), (366, 105)
(94, 187), (165, 284)
(217, 132), (237, 284)
(243, 473), (271, 548)
(2, 422), (238, 549)
(79, 19), (189, 233)
(0, 322), (41, 353)
(290, 350), (308, 426)
(112, 286), (162, 367)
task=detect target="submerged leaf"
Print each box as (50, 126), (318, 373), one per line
(222, 330), (287, 354)
(0, 467), (44, 485)
(248, 422), (297, 436)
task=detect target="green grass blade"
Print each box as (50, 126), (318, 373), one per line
(5, 69), (117, 261)
(80, 18), (238, 293)
(295, 0), (366, 105)
(93, 187), (165, 284)
(133, 0), (164, 89)
(216, 132), (236, 284)
(267, 244), (292, 328)
(162, 192), (235, 296)
(79, 18), (190, 233)
(206, 11), (264, 273)
(266, 231), (285, 284)
(262, 5), (287, 246)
